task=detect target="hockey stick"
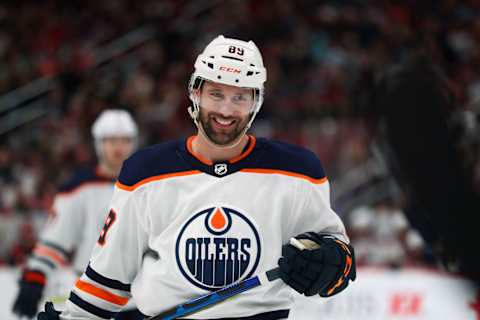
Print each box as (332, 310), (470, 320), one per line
(148, 267), (281, 320)
(148, 238), (315, 320)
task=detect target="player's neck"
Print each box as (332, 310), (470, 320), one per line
(192, 134), (249, 163)
(97, 162), (120, 179)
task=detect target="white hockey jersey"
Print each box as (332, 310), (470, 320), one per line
(61, 136), (348, 319)
(27, 167), (115, 276)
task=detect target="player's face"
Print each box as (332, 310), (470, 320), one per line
(100, 137), (135, 170)
(197, 81), (254, 146)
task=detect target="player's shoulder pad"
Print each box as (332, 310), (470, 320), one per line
(255, 138), (326, 180)
(58, 167), (113, 194)
(118, 140), (190, 188)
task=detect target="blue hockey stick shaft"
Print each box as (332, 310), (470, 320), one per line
(148, 267), (281, 320)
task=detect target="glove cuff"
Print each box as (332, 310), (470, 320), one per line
(294, 232), (356, 296)
(22, 270), (46, 286)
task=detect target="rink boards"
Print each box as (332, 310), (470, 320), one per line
(1, 267), (478, 320)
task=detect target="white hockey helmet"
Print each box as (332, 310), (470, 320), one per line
(188, 35), (267, 143)
(91, 109), (138, 156)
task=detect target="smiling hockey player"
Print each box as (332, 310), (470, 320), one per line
(38, 35), (356, 320)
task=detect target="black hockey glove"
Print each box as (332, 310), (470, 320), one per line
(37, 302), (61, 320)
(12, 270), (46, 318)
(278, 232), (356, 297)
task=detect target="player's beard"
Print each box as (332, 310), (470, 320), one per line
(199, 109), (250, 146)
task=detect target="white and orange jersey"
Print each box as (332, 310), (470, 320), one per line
(27, 167), (115, 277)
(61, 136), (348, 320)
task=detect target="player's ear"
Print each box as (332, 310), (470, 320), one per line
(192, 88), (201, 101)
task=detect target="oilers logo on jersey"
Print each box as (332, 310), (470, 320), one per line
(175, 206), (261, 291)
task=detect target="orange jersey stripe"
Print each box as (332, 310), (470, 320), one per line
(34, 244), (67, 266)
(230, 136), (256, 163)
(75, 279), (129, 306)
(115, 170), (202, 192)
(240, 168), (328, 184)
(187, 136), (212, 165)
(186, 135), (257, 165)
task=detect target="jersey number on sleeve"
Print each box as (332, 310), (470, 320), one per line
(98, 209), (117, 246)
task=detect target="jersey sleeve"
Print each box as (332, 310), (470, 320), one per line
(60, 185), (149, 319)
(287, 160), (348, 243)
(26, 191), (84, 277)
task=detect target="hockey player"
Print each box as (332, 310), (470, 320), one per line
(13, 109), (143, 319)
(38, 36), (356, 320)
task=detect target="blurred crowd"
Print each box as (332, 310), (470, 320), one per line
(347, 198), (434, 268)
(2, 0), (480, 271)
(0, 0), (182, 93)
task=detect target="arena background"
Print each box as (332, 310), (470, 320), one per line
(1, 1), (479, 319)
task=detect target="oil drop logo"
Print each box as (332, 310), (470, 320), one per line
(176, 206), (261, 291)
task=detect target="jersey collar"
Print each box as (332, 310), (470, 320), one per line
(181, 135), (258, 177)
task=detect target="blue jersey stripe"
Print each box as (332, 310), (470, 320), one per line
(86, 264), (131, 292)
(69, 292), (116, 319)
(182, 309), (290, 319)
(40, 240), (70, 258)
(58, 166), (114, 193)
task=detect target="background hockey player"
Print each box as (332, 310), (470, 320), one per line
(13, 109), (143, 319)
(38, 35), (356, 320)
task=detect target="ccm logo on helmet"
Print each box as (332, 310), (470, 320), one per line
(176, 206), (261, 291)
(219, 66), (241, 74)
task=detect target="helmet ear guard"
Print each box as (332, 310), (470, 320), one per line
(188, 35), (267, 146)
